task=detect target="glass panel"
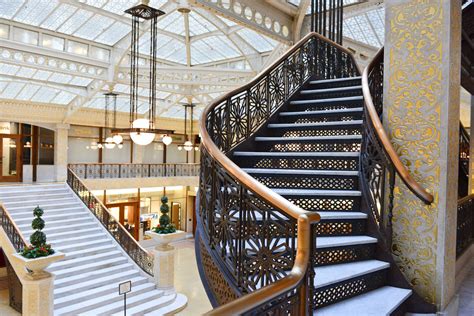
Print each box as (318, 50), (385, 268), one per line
(67, 40), (89, 56)
(1, 137), (18, 177)
(13, 27), (39, 45)
(22, 135), (31, 165)
(0, 24), (8, 38)
(42, 34), (65, 51)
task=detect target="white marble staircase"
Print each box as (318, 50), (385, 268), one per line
(0, 183), (187, 316)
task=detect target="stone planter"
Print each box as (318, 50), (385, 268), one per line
(145, 230), (186, 293)
(13, 251), (65, 280)
(145, 230), (186, 250)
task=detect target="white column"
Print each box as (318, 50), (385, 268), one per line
(152, 244), (176, 294)
(22, 275), (56, 316)
(54, 124), (69, 182)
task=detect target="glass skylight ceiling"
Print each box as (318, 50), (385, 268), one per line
(343, 7), (384, 47)
(0, 0), (281, 115)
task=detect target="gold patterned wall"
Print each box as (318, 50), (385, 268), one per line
(385, 0), (460, 306)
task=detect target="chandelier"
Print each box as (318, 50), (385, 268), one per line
(113, 1), (173, 146)
(178, 103), (199, 152)
(88, 91), (123, 150)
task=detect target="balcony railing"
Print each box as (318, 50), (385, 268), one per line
(68, 163), (200, 179)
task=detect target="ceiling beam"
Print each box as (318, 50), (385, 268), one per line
(190, 0), (293, 44)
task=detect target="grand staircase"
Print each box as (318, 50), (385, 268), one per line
(0, 183), (186, 315)
(196, 32), (436, 315)
(231, 77), (411, 315)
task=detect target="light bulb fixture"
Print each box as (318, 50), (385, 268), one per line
(112, 134), (123, 145)
(118, 144), (124, 149)
(194, 146), (199, 151)
(183, 140), (193, 151)
(105, 137), (116, 149)
(162, 134), (172, 146)
(130, 118), (156, 146)
(178, 145), (183, 151)
(98, 144), (103, 149)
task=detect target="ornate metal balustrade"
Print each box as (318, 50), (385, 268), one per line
(459, 123), (470, 197)
(457, 194), (474, 257)
(0, 204), (26, 313)
(68, 163), (200, 179)
(361, 48), (434, 247)
(198, 32), (359, 314)
(67, 169), (154, 276)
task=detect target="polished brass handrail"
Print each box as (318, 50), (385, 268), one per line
(362, 48), (434, 204)
(199, 31), (361, 314)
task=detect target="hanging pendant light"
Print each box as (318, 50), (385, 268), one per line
(177, 102), (198, 152)
(116, 1), (174, 146)
(162, 134), (173, 146)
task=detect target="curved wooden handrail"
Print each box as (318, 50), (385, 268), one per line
(200, 32), (358, 220)
(362, 48), (434, 205)
(200, 32), (359, 314)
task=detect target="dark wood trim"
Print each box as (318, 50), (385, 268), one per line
(98, 127), (103, 163)
(32, 126), (39, 182)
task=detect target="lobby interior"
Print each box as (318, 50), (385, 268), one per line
(0, 0), (473, 315)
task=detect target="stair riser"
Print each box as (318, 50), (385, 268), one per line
(0, 185), (66, 194)
(0, 193), (72, 202)
(53, 240), (113, 253)
(53, 279), (148, 310)
(233, 157), (359, 171)
(250, 174), (359, 190)
(38, 228), (100, 242)
(313, 269), (387, 308)
(60, 247), (117, 261)
(54, 283), (156, 313)
(7, 202), (79, 212)
(23, 223), (98, 237)
(49, 252), (120, 271)
(297, 91), (362, 101)
(13, 212), (89, 223)
(309, 79), (362, 89)
(17, 217), (91, 230)
(54, 265), (136, 288)
(286, 196), (361, 212)
(54, 272), (140, 298)
(267, 127), (362, 138)
(54, 259), (128, 280)
(315, 219), (367, 237)
(314, 244), (376, 266)
(278, 113), (363, 124)
(259, 142), (361, 153)
(99, 293), (164, 315)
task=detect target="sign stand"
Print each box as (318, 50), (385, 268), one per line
(119, 281), (132, 316)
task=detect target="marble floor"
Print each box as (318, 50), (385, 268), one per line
(171, 238), (213, 316)
(458, 264), (474, 316)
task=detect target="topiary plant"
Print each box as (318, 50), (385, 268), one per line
(153, 196), (176, 234)
(21, 206), (54, 259)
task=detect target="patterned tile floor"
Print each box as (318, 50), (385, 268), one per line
(459, 264), (474, 316)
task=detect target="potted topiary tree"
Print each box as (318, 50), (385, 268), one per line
(13, 206), (64, 279)
(145, 196), (185, 249)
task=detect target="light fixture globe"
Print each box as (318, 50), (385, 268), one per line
(178, 145), (183, 151)
(183, 140), (193, 151)
(105, 137), (116, 149)
(162, 134), (172, 146)
(118, 144), (124, 149)
(112, 134), (123, 145)
(130, 119), (155, 146)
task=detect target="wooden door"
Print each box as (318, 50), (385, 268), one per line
(0, 135), (22, 182)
